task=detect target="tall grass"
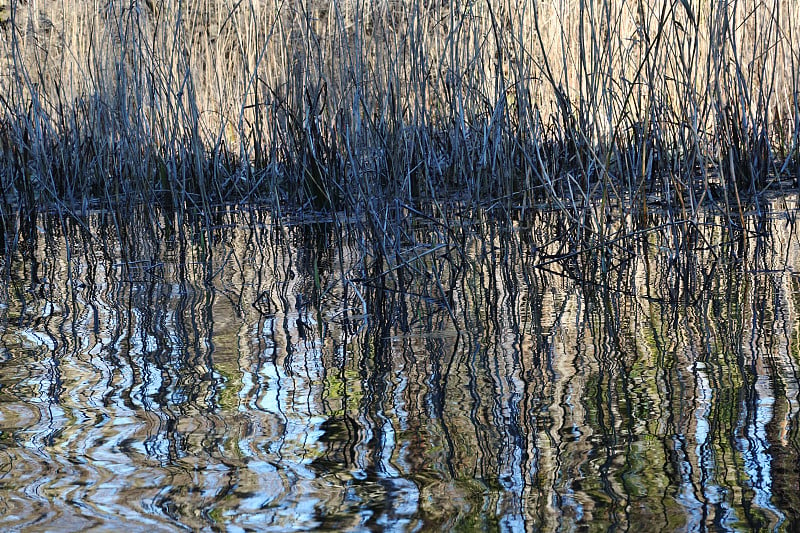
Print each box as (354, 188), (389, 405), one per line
(0, 0), (797, 217)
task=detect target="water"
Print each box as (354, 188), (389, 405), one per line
(1, 203), (800, 531)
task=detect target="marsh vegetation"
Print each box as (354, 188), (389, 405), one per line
(1, 1), (800, 530)
(0, 0), (797, 218)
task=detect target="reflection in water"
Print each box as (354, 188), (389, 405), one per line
(1, 203), (800, 530)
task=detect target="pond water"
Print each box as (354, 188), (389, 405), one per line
(1, 202), (800, 531)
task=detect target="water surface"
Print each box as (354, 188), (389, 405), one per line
(1, 203), (800, 531)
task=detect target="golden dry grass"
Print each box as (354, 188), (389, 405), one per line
(0, 0), (797, 211)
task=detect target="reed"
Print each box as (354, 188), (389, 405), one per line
(0, 0), (797, 216)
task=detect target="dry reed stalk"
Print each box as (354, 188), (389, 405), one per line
(0, 0), (795, 214)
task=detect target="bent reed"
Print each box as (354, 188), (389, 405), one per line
(0, 0), (797, 216)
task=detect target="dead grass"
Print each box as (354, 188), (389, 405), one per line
(0, 0), (797, 217)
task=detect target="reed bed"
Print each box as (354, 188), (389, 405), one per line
(0, 0), (797, 218)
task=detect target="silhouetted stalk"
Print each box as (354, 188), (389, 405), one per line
(0, 0), (795, 225)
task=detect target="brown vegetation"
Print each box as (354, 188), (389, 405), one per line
(0, 0), (797, 215)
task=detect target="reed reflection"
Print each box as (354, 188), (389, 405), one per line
(1, 203), (800, 530)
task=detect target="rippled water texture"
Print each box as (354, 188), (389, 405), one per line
(2, 204), (800, 531)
